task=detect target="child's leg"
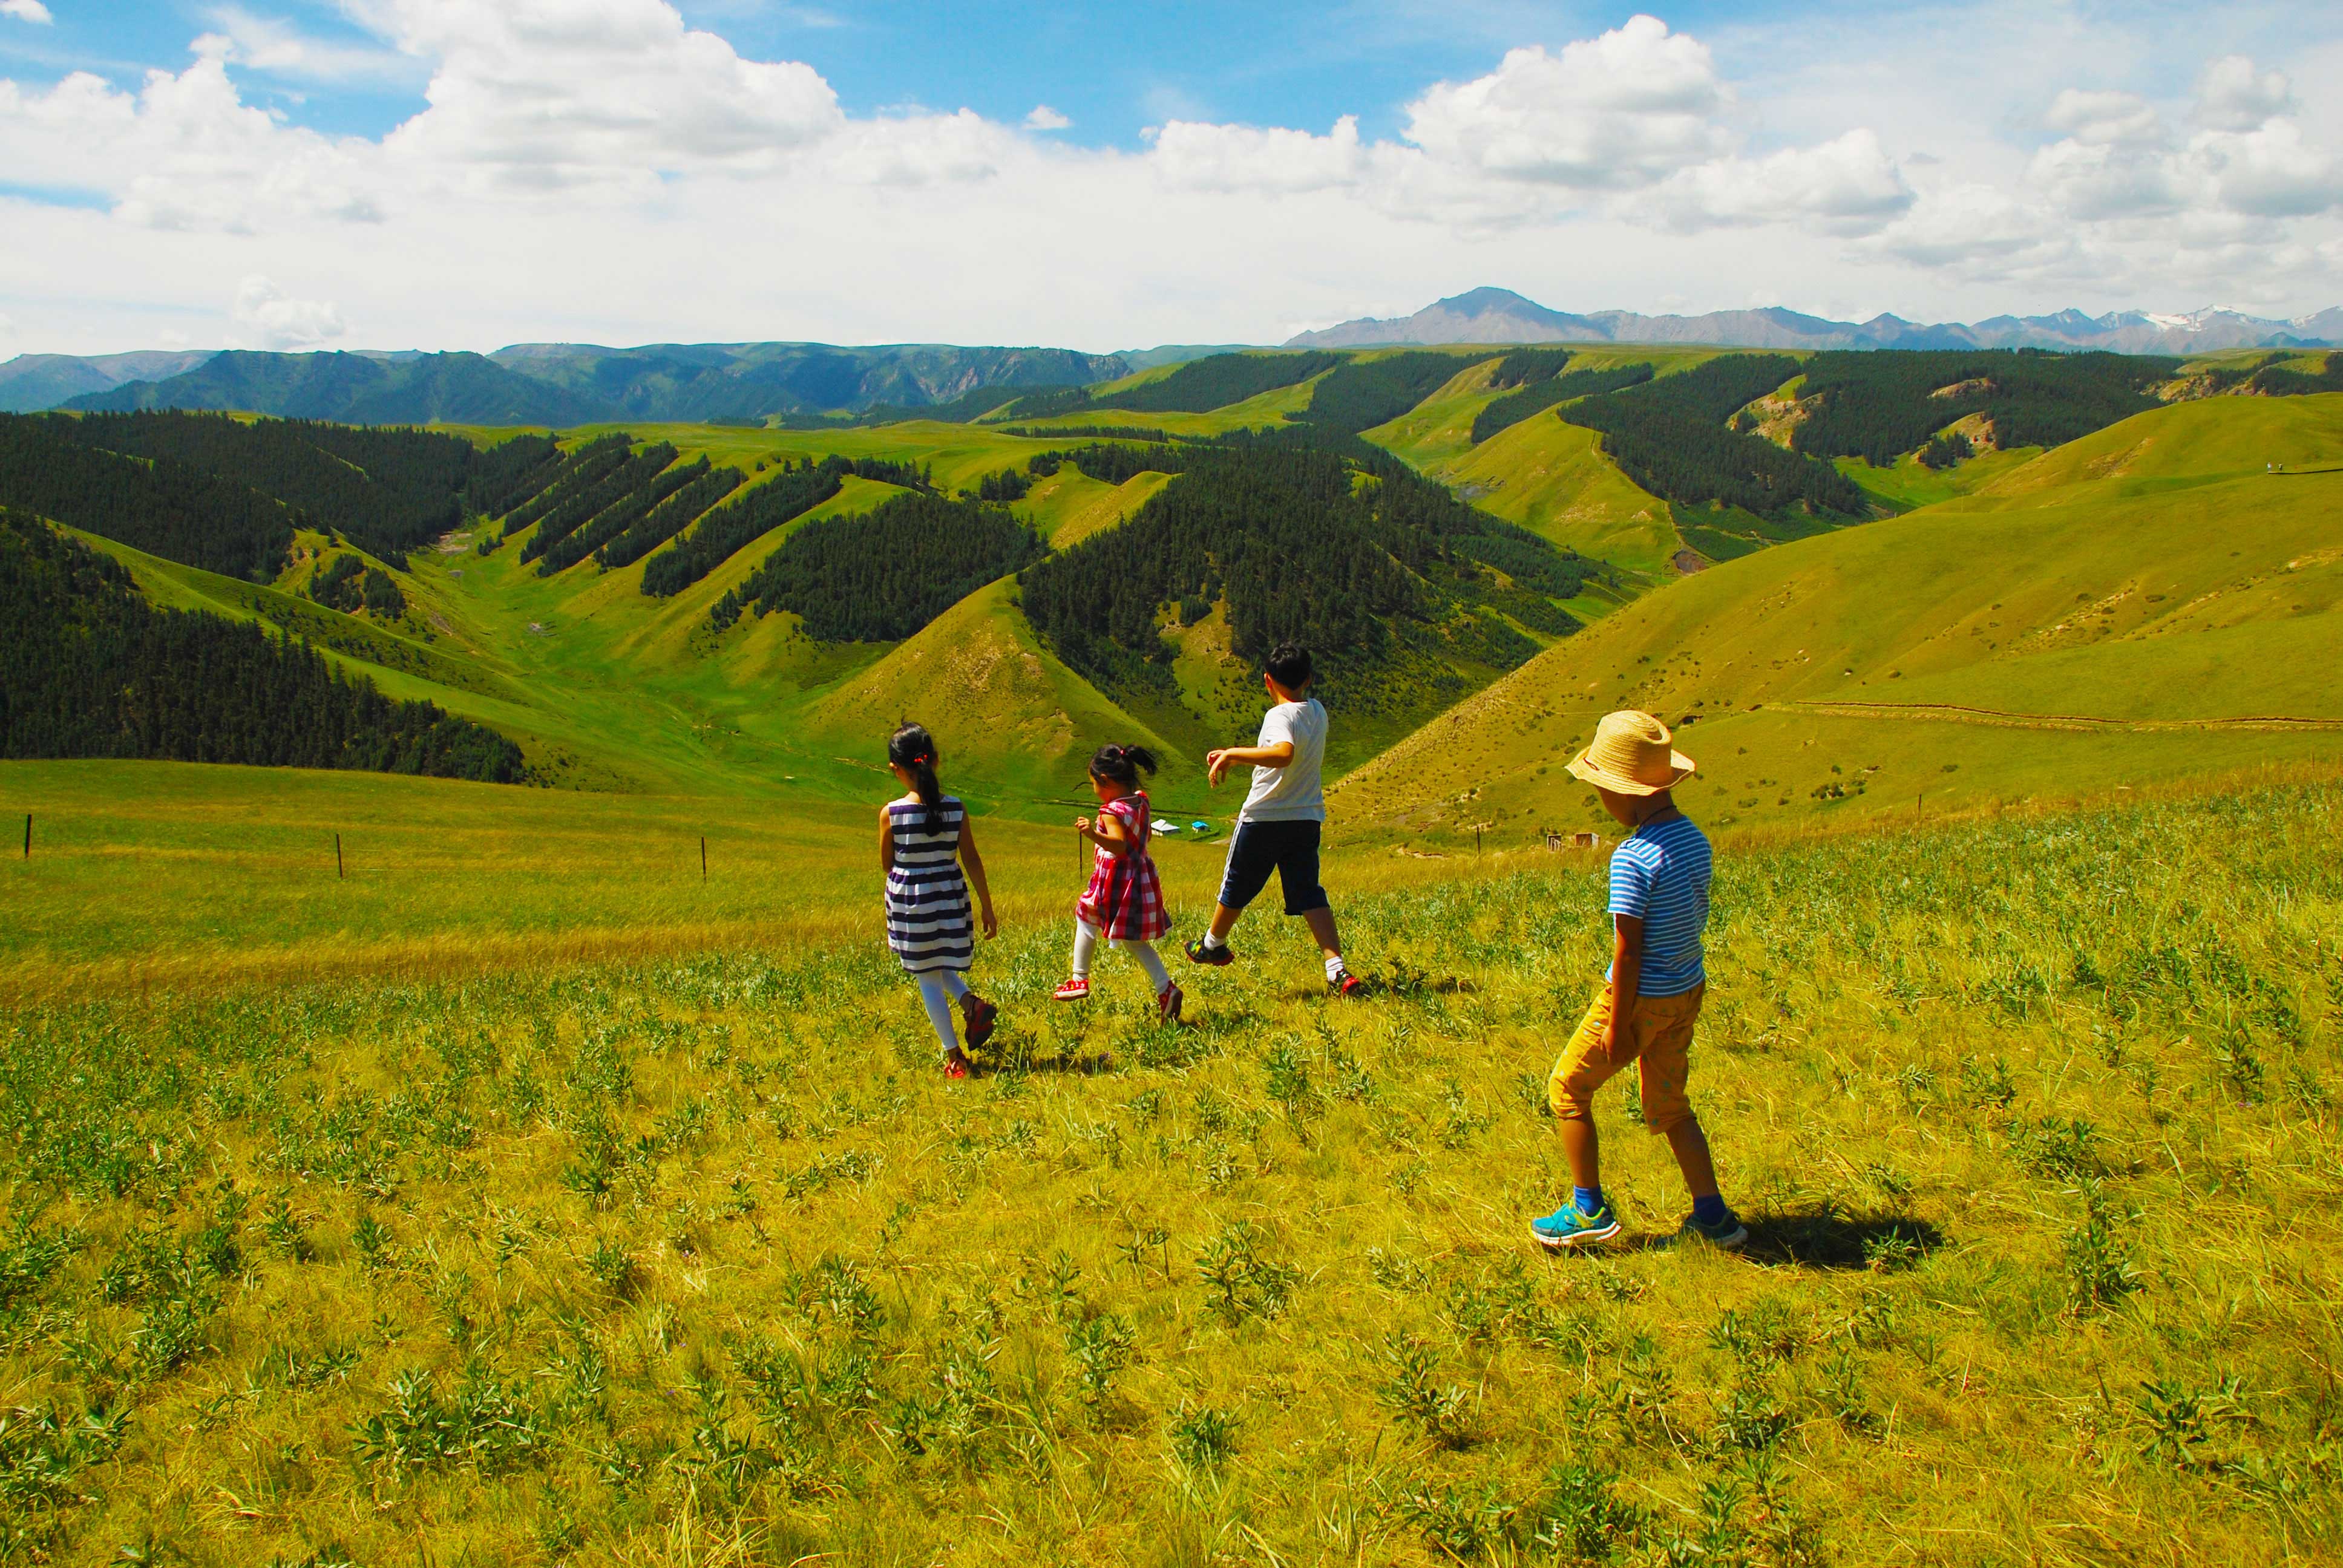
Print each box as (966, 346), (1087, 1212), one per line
(1118, 938), (1172, 993)
(1280, 823), (1348, 980)
(1070, 917), (1101, 979)
(1637, 987), (1728, 1209)
(1549, 985), (1631, 1206)
(937, 970), (971, 1001)
(1202, 823), (1276, 947)
(914, 973), (960, 1054)
(1665, 1120), (1722, 1201)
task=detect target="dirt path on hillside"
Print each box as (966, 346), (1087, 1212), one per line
(1779, 701), (2343, 734)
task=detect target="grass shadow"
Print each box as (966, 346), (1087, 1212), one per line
(1738, 1206), (1947, 1271)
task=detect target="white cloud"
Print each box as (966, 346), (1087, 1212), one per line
(364, 0), (844, 191)
(1024, 105), (1069, 132)
(0, 0), (53, 25)
(1151, 116), (1371, 194)
(0, 4), (2338, 354)
(1403, 18), (1732, 189)
(1649, 130), (1913, 235)
(2045, 90), (2164, 149)
(202, 7), (421, 83)
(233, 275), (345, 348)
(2195, 55), (2292, 132)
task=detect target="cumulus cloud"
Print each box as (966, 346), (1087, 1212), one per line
(234, 275), (346, 348)
(0, 0), (53, 24)
(2195, 55), (2292, 132)
(2045, 90), (2164, 148)
(365, 0), (844, 191)
(0, 2), (2338, 353)
(1648, 129), (1913, 235)
(1404, 18), (1731, 189)
(1151, 116), (1371, 194)
(202, 6), (421, 83)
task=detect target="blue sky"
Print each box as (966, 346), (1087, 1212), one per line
(1, 1), (2338, 353)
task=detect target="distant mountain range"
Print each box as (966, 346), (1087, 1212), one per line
(0, 342), (1129, 423)
(7, 291), (2336, 426)
(1287, 287), (2343, 355)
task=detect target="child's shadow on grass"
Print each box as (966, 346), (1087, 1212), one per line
(1737, 1207), (1947, 1271)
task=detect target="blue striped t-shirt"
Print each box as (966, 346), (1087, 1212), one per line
(1606, 814), (1712, 998)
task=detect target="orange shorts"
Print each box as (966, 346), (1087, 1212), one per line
(1547, 982), (1706, 1135)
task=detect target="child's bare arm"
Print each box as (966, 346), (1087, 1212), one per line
(1605, 913), (1644, 1051)
(877, 805), (896, 875)
(958, 818), (1000, 939)
(1074, 814), (1133, 856)
(1205, 740), (1294, 786)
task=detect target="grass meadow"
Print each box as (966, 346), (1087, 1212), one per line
(0, 769), (2337, 1565)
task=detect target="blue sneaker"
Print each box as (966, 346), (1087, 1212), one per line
(1529, 1202), (1620, 1250)
(1679, 1210), (1748, 1250)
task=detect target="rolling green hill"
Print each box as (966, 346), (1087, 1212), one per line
(1333, 393), (2343, 843)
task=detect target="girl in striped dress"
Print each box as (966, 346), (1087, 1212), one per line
(1054, 744), (1181, 1021)
(881, 722), (1000, 1078)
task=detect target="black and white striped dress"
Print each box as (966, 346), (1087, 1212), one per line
(885, 796), (973, 974)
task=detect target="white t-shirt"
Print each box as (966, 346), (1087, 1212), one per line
(1239, 698), (1328, 823)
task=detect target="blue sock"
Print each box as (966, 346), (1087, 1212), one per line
(1573, 1186), (1605, 1216)
(1693, 1194), (1731, 1226)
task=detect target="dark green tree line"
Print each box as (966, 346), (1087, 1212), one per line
(464, 433), (566, 518)
(534, 453), (705, 576)
(497, 434), (634, 535)
(596, 463), (745, 570)
(715, 494), (1047, 639)
(1471, 362), (1656, 443)
(0, 413), (295, 581)
(638, 458), (842, 598)
(308, 553), (407, 617)
(1553, 354), (1866, 517)
(1486, 348), (1579, 389)
(1089, 352), (1340, 414)
(0, 508), (522, 781)
(517, 443), (680, 565)
(1789, 350), (2178, 465)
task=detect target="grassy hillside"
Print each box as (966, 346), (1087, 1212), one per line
(1365, 348), (1754, 581)
(1334, 394), (2343, 844)
(0, 772), (2335, 1564)
(793, 577), (1199, 808)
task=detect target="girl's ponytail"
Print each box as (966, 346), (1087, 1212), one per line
(1088, 743), (1160, 788)
(890, 722), (943, 829)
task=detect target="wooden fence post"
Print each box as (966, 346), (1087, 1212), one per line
(701, 835), (707, 883)
(335, 832), (344, 879)
(20, 814), (27, 861)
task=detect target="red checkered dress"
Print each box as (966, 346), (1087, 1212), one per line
(1077, 792), (1168, 941)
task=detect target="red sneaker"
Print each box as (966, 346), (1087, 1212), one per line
(1158, 981), (1184, 1023)
(1329, 972), (1366, 999)
(1053, 977), (1092, 1002)
(943, 1055), (970, 1079)
(960, 991), (998, 1047)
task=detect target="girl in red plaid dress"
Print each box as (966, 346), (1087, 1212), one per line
(1055, 744), (1181, 1021)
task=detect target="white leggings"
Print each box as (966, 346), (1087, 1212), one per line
(1072, 917), (1172, 993)
(913, 969), (972, 1054)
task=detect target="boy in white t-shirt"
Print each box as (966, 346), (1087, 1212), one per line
(1185, 642), (1362, 996)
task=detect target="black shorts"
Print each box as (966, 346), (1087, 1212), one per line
(1217, 818), (1328, 916)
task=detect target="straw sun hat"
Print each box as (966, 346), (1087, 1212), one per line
(1565, 710), (1697, 796)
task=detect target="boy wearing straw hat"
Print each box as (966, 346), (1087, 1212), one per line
(1530, 710), (1746, 1251)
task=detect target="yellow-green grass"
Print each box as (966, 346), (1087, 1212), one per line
(1423, 417), (1682, 579)
(0, 779), (2335, 1564)
(1831, 446), (2042, 512)
(791, 577), (1202, 809)
(995, 377), (1325, 439)
(0, 757), (1251, 1000)
(1335, 393), (2343, 844)
(1017, 467), (1176, 547)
